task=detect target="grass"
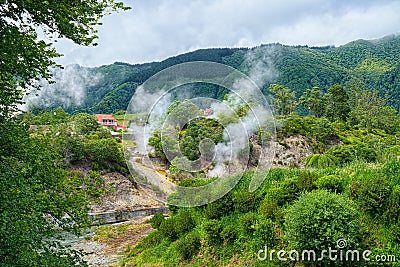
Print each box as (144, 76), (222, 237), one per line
(93, 222), (148, 243)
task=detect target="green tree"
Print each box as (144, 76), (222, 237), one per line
(71, 113), (100, 135)
(324, 84), (351, 122)
(268, 84), (297, 115)
(0, 0), (129, 120)
(52, 107), (70, 123)
(346, 78), (365, 110)
(284, 190), (360, 261)
(299, 86), (325, 117)
(348, 89), (399, 133)
(0, 123), (89, 266)
(0, 1), (129, 265)
(165, 100), (202, 128)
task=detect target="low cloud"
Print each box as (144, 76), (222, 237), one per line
(22, 64), (103, 111)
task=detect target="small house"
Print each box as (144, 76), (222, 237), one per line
(204, 108), (213, 116)
(95, 114), (127, 131)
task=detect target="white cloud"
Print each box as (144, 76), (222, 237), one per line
(54, 0), (400, 67)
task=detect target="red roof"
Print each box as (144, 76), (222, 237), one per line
(204, 108), (213, 115)
(95, 114), (116, 121)
(95, 114), (127, 131)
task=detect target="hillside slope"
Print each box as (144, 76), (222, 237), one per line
(30, 35), (400, 113)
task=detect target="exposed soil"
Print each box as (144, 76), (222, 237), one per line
(89, 172), (164, 213)
(73, 216), (153, 267)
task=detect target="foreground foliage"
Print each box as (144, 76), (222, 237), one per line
(122, 115), (400, 267)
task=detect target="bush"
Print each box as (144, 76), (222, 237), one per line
(268, 178), (300, 206)
(259, 195), (278, 219)
(85, 138), (124, 165)
(232, 190), (256, 213)
(253, 217), (275, 246)
(174, 209), (195, 236)
(176, 231), (201, 260)
(69, 170), (105, 198)
(65, 136), (85, 162)
(304, 153), (338, 169)
(350, 176), (390, 216)
(314, 175), (343, 193)
(297, 171), (319, 191)
(203, 193), (234, 219)
(109, 165), (129, 175)
(381, 160), (400, 187)
(220, 225), (237, 244)
(239, 212), (259, 234)
(385, 185), (400, 221)
(202, 219), (222, 245)
(150, 212), (165, 230)
(203, 202), (222, 220)
(133, 230), (164, 252)
(284, 190), (360, 254)
(71, 113), (100, 135)
(159, 218), (178, 241)
(327, 143), (377, 165)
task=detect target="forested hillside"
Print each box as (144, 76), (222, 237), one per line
(29, 35), (400, 114)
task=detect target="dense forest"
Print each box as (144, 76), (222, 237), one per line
(28, 35), (400, 114)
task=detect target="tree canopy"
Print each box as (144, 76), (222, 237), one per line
(0, 0), (129, 265)
(0, 0), (129, 120)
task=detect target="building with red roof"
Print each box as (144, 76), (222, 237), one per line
(204, 108), (213, 116)
(95, 114), (127, 131)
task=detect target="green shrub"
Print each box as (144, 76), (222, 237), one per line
(350, 176), (390, 216)
(268, 178), (300, 206)
(159, 218), (178, 241)
(71, 113), (100, 135)
(110, 164), (129, 174)
(202, 219), (222, 245)
(314, 175), (343, 193)
(133, 230), (164, 252)
(304, 153), (338, 168)
(85, 138), (124, 165)
(382, 160), (400, 187)
(253, 217), (275, 246)
(259, 196), (278, 219)
(65, 137), (85, 162)
(176, 231), (201, 260)
(284, 190), (360, 254)
(69, 170), (105, 198)
(203, 202), (223, 220)
(220, 225), (237, 244)
(150, 212), (165, 230)
(239, 212), (259, 234)
(257, 128), (272, 145)
(174, 209), (195, 236)
(203, 193), (234, 219)
(386, 185), (400, 221)
(297, 171), (319, 191)
(232, 190), (256, 213)
(327, 143), (377, 165)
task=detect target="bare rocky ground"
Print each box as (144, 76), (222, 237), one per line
(68, 161), (165, 266)
(89, 172), (165, 213)
(72, 216), (153, 267)
(270, 135), (314, 168)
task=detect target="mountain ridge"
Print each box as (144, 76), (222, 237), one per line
(27, 34), (400, 114)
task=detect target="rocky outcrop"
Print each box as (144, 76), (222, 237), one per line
(88, 206), (168, 225)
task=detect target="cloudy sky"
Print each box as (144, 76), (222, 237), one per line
(54, 0), (400, 67)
